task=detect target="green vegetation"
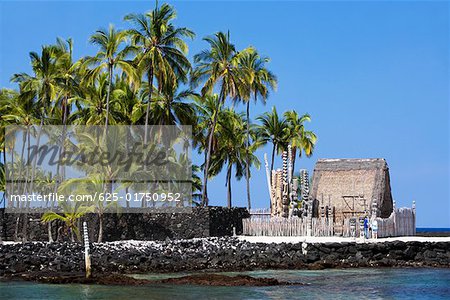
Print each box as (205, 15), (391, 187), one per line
(41, 201), (94, 242)
(0, 2), (316, 241)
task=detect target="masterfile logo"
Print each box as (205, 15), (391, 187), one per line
(4, 125), (193, 213)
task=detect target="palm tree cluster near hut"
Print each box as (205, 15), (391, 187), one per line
(0, 2), (316, 242)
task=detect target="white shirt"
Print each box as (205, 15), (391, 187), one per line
(372, 220), (378, 231)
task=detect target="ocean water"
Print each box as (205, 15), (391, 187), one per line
(416, 228), (450, 232)
(1, 268), (449, 299)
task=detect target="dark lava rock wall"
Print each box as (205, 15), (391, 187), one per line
(0, 238), (449, 276)
(209, 207), (250, 237)
(0, 207), (249, 242)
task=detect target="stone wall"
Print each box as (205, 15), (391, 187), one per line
(0, 238), (448, 276)
(0, 207), (250, 242)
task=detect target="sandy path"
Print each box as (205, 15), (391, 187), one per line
(238, 235), (450, 244)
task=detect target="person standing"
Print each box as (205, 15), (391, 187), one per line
(372, 219), (378, 239)
(363, 216), (369, 239)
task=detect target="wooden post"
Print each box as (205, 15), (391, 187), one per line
(287, 145), (297, 219)
(412, 200), (416, 235)
(281, 151), (289, 218)
(287, 145), (292, 186)
(271, 170), (278, 216)
(264, 153), (273, 213)
(393, 200), (396, 236)
(83, 222), (91, 278)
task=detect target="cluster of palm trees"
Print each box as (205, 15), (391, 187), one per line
(0, 2), (316, 213)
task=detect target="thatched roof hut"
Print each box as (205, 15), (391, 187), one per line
(310, 158), (393, 222)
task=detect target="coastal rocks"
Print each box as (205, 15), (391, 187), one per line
(0, 238), (449, 277)
(155, 274), (305, 286)
(7, 272), (305, 286)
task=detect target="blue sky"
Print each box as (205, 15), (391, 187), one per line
(0, 1), (448, 227)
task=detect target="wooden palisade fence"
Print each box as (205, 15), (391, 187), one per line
(243, 215), (334, 237)
(243, 206), (416, 237)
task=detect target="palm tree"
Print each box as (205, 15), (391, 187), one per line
(45, 38), (82, 242)
(191, 93), (220, 203)
(72, 73), (122, 125)
(0, 90), (17, 210)
(237, 47), (277, 209)
(0, 89), (20, 177)
(1, 90), (37, 208)
(256, 106), (289, 175)
(191, 164), (202, 206)
(191, 93), (220, 153)
(112, 75), (144, 125)
(11, 46), (62, 121)
(124, 3), (194, 143)
(59, 174), (118, 243)
(149, 83), (197, 126)
(11, 46), (62, 241)
(52, 38), (80, 125)
(83, 25), (136, 131)
(209, 108), (260, 207)
(0, 161), (5, 212)
(284, 110), (317, 176)
(191, 31), (248, 206)
(41, 201), (93, 242)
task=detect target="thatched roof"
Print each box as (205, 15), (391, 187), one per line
(310, 158), (393, 220)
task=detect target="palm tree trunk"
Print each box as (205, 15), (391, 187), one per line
(16, 131), (27, 207)
(245, 101), (251, 210)
(226, 164), (232, 208)
(76, 219), (81, 241)
(23, 119), (44, 242)
(97, 213), (103, 243)
(291, 147), (297, 179)
(70, 227), (75, 243)
(144, 65), (154, 145)
(21, 127), (31, 201)
(203, 151), (208, 201)
(0, 208), (4, 243)
(201, 94), (223, 206)
(10, 149), (14, 205)
(14, 216), (20, 241)
(15, 128), (30, 240)
(2, 143), (5, 173)
(270, 143), (276, 174)
(105, 64), (113, 131)
(49, 94), (70, 242)
(2, 143), (6, 208)
(47, 221), (53, 243)
(142, 66), (154, 208)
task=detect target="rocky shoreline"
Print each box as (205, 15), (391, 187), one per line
(0, 237), (449, 278)
(3, 272), (301, 286)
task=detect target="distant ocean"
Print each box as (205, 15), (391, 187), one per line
(416, 228), (450, 232)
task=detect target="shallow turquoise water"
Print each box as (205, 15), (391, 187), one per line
(1, 268), (449, 299)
